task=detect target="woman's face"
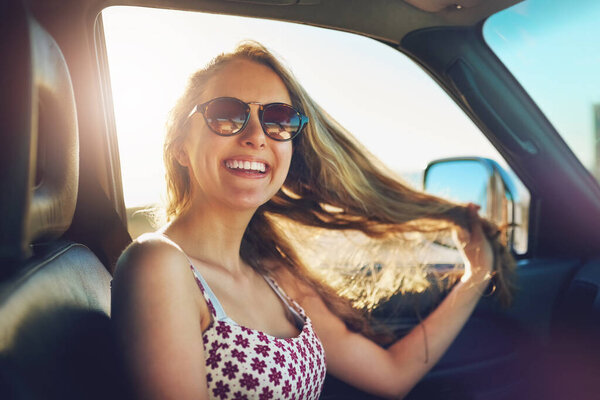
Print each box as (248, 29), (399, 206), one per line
(180, 59), (294, 212)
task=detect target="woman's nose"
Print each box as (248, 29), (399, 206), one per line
(239, 106), (266, 149)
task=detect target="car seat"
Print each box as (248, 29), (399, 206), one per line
(0, 1), (131, 398)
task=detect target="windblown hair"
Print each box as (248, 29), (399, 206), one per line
(164, 41), (515, 342)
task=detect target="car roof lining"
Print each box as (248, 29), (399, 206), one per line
(91, 0), (521, 45)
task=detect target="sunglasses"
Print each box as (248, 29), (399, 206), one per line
(188, 97), (308, 142)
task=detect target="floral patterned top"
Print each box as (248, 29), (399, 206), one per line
(190, 264), (327, 400)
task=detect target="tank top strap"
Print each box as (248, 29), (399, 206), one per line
(263, 275), (306, 327)
(189, 265), (231, 320)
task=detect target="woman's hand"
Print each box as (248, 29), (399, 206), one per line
(453, 203), (494, 283)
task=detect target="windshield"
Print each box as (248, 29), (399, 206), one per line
(484, 0), (600, 183)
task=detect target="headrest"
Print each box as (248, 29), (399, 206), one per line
(0, 2), (78, 270)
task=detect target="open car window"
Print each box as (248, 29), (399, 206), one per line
(101, 6), (529, 254)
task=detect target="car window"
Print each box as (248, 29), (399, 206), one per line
(101, 6), (529, 254)
(484, 0), (600, 185)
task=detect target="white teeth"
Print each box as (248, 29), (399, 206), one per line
(226, 160), (267, 172)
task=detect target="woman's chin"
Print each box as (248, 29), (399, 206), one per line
(220, 192), (273, 212)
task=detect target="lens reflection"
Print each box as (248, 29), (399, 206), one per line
(263, 104), (299, 140)
(205, 98), (248, 135)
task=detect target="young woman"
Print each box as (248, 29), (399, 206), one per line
(111, 42), (515, 400)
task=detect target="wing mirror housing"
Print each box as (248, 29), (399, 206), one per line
(423, 157), (528, 253)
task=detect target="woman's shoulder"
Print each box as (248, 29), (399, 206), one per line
(125, 230), (186, 258)
(113, 232), (191, 286)
(111, 232), (210, 355)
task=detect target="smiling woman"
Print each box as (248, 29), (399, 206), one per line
(109, 39), (517, 400)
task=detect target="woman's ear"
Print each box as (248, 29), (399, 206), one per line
(174, 145), (190, 167)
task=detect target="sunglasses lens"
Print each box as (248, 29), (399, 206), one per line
(204, 98), (248, 135)
(262, 104), (301, 141)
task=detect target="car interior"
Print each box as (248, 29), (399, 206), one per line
(1, 0), (600, 399)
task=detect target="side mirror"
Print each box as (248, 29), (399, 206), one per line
(423, 157), (528, 253)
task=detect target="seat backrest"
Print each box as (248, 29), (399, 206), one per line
(0, 1), (131, 398)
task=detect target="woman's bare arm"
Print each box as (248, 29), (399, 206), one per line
(281, 206), (493, 399)
(304, 272), (490, 399)
(111, 236), (210, 400)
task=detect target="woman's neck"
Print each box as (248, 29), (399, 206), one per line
(163, 202), (255, 274)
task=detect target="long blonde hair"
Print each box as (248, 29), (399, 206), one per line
(164, 41), (515, 341)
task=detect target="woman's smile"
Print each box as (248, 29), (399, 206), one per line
(223, 157), (270, 179)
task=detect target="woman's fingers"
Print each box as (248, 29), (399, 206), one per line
(466, 203), (481, 229)
(453, 203), (480, 248)
(463, 203), (494, 278)
(453, 203), (494, 284)
(467, 204), (488, 243)
(452, 226), (469, 249)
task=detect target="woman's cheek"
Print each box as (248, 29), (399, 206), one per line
(278, 147), (293, 185)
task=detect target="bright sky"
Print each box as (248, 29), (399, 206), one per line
(484, 0), (600, 170)
(102, 6), (503, 208)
